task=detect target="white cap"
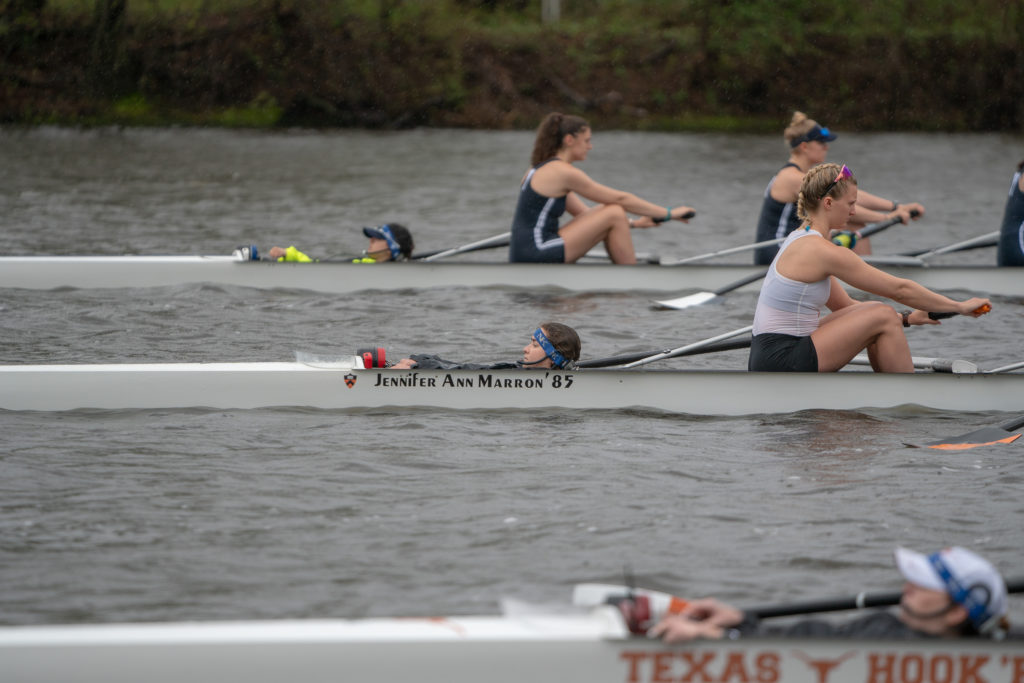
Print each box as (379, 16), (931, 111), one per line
(895, 546), (1008, 632)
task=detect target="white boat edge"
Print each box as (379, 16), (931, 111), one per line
(1, 362), (1022, 414)
(0, 256), (1019, 296)
(1, 606), (1020, 683)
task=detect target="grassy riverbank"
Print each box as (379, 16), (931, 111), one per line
(3, 0), (1023, 131)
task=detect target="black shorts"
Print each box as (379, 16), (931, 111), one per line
(748, 333), (818, 372)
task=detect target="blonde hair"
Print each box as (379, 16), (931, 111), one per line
(797, 163), (857, 221)
(784, 111), (819, 148)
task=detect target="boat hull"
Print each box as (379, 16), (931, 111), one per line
(1, 363), (1021, 414)
(2, 613), (1020, 683)
(0, 257), (1018, 295)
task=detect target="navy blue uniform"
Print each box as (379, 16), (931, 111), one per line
(509, 159), (566, 263)
(753, 163), (803, 265)
(997, 167), (1024, 266)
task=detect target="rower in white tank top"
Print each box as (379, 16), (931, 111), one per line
(752, 228), (832, 337)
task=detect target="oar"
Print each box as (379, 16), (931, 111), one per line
(655, 214), (912, 310)
(905, 414), (1024, 450)
(663, 238), (787, 266)
(663, 211), (914, 267)
(620, 325), (753, 369)
(578, 336), (752, 369)
(575, 576), (1024, 623)
(746, 575), (1024, 619)
(988, 360), (1024, 374)
(907, 230), (1000, 260)
(415, 232), (511, 261)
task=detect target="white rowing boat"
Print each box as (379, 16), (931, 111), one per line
(0, 256), (1018, 295)
(1, 605), (1020, 683)
(2, 359), (1021, 413)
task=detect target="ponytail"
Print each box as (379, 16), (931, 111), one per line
(530, 112), (589, 166)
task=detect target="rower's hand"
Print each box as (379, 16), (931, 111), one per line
(907, 310), (941, 326)
(268, 246), (288, 260)
(648, 614), (725, 643)
(391, 358), (418, 369)
(959, 298), (992, 318)
(890, 203), (925, 224)
(671, 206), (696, 223)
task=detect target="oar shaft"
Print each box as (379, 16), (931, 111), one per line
(748, 575), (1024, 619)
(623, 325), (753, 368)
(668, 238), (783, 265)
(914, 231), (1000, 259)
(417, 232), (510, 261)
(577, 337), (752, 369)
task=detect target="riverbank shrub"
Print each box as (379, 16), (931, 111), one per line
(2, 0), (1022, 130)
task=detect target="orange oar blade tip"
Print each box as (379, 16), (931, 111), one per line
(927, 433), (1021, 450)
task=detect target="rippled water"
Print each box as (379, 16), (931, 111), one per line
(1, 126), (1022, 627)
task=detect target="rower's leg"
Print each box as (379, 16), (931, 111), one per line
(812, 302), (914, 373)
(559, 204), (636, 264)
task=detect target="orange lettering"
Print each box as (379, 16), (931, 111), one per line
(652, 652), (674, 683)
(1011, 656), (1024, 683)
(901, 654), (924, 683)
(680, 651), (716, 683)
(868, 653), (896, 683)
(719, 652), (750, 682)
(755, 652), (780, 683)
(620, 650), (649, 683)
(930, 654), (954, 683)
(958, 655), (989, 683)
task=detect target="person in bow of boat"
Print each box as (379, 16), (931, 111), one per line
(509, 112), (695, 265)
(997, 159), (1024, 266)
(651, 546), (1012, 642)
(748, 162), (991, 374)
(388, 322), (581, 370)
(237, 224), (415, 263)
(753, 111), (926, 265)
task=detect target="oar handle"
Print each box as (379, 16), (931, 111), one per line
(856, 208), (920, 240)
(653, 210), (696, 224)
(927, 303), (991, 320)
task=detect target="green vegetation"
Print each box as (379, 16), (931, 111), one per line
(2, 0), (1022, 130)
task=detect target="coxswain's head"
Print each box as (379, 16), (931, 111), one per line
(519, 322), (581, 370)
(895, 546), (1008, 638)
(362, 224), (415, 261)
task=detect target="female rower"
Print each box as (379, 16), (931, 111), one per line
(390, 322), (581, 370)
(753, 112), (925, 265)
(257, 224), (415, 263)
(997, 160), (1024, 266)
(748, 163), (991, 373)
(509, 112), (695, 264)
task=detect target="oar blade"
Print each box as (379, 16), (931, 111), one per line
(653, 291), (717, 310)
(905, 414), (1024, 449)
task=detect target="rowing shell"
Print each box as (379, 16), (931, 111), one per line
(1, 608), (1020, 683)
(2, 362), (1021, 413)
(0, 256), (1018, 296)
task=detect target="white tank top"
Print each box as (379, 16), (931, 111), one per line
(752, 229), (831, 336)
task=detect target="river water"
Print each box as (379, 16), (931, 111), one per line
(1, 126), (1022, 627)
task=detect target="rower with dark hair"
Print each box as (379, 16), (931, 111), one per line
(651, 546), (1012, 642)
(997, 159), (1024, 266)
(390, 322), (581, 371)
(510, 112), (694, 264)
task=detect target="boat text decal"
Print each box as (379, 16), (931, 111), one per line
(369, 372), (574, 390)
(618, 648), (1024, 683)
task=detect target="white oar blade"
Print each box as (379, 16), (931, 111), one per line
(653, 291), (717, 310)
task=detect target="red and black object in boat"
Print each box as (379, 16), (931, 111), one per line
(357, 347), (388, 368)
